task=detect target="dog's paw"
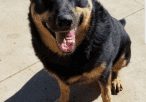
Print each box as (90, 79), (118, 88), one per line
(111, 77), (123, 95)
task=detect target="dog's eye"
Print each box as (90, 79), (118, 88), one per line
(33, 0), (54, 13)
(43, 0), (54, 11)
(76, 0), (89, 8)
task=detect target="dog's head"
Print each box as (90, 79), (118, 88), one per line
(30, 0), (93, 55)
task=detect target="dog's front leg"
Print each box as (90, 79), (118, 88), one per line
(98, 71), (112, 102)
(55, 79), (70, 102)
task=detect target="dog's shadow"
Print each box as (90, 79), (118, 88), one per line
(5, 69), (101, 102)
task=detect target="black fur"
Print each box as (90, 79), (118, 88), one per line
(28, 0), (131, 83)
(119, 19), (126, 27)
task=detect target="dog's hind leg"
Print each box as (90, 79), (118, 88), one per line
(55, 79), (70, 102)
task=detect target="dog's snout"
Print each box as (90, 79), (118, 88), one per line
(56, 15), (73, 29)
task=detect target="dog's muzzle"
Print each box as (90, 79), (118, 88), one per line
(56, 15), (73, 29)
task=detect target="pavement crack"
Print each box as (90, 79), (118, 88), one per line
(124, 8), (144, 19)
(133, 0), (144, 6)
(0, 61), (40, 83)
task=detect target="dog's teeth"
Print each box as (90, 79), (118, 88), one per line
(74, 27), (77, 31)
(75, 27), (77, 30)
(66, 37), (72, 39)
(63, 39), (66, 43)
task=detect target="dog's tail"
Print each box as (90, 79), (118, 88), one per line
(119, 19), (126, 27)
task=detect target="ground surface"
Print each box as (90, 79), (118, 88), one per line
(0, 0), (145, 102)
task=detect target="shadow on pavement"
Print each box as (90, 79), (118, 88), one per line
(5, 69), (101, 102)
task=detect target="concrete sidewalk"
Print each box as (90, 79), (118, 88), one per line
(0, 0), (145, 102)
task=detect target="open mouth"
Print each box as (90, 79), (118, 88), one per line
(46, 23), (78, 53)
(57, 27), (77, 53)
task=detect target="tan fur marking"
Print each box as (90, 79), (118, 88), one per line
(55, 79), (70, 102)
(73, 0), (93, 47)
(82, 61), (106, 79)
(112, 54), (126, 72)
(44, 69), (70, 102)
(31, 4), (63, 55)
(67, 62), (106, 84)
(67, 76), (82, 84)
(98, 72), (112, 102)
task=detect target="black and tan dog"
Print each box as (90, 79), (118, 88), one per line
(28, 0), (131, 102)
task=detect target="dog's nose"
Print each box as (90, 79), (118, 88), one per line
(56, 15), (73, 29)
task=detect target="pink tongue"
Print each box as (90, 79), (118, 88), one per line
(58, 27), (77, 52)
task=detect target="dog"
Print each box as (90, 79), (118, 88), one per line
(28, 0), (131, 102)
